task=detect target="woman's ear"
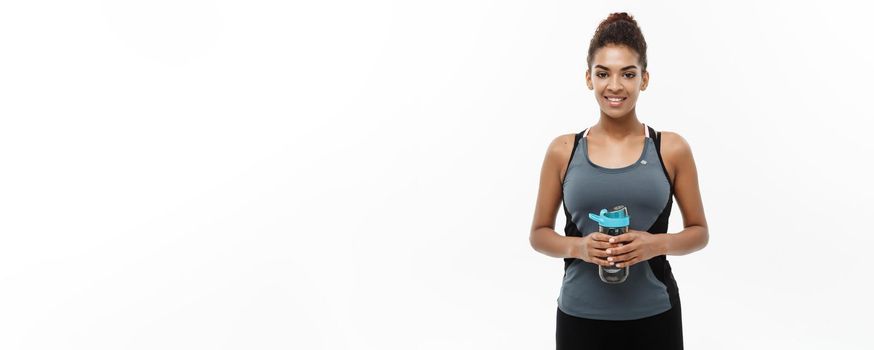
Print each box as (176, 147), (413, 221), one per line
(640, 70), (649, 91)
(585, 69), (593, 90)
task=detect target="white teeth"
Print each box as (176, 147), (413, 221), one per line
(606, 97), (625, 102)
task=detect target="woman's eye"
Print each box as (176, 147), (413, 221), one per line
(596, 72), (635, 78)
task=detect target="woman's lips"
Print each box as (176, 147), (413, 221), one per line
(604, 96), (627, 107)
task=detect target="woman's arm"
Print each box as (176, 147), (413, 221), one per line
(529, 134), (581, 258)
(658, 131), (709, 256)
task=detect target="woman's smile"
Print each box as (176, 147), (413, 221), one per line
(604, 95), (627, 107)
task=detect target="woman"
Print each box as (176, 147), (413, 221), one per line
(529, 12), (709, 349)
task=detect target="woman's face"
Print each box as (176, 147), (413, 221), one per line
(586, 44), (649, 119)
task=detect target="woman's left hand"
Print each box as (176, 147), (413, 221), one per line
(604, 230), (666, 268)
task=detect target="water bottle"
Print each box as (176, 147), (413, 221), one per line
(588, 205), (630, 284)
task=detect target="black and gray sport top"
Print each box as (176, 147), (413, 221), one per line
(557, 123), (681, 321)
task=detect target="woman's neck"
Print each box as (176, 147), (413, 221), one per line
(593, 111), (642, 140)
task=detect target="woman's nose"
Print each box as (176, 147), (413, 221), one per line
(607, 76), (622, 91)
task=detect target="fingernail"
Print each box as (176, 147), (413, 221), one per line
(607, 257), (613, 262)
(609, 238), (615, 243)
(606, 249), (611, 254)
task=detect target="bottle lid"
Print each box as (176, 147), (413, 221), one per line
(588, 205), (630, 228)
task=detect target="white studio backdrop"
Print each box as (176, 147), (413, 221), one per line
(1, 1), (872, 349)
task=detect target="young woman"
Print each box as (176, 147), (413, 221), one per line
(529, 12), (709, 349)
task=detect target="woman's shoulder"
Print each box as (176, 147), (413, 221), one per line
(656, 130), (694, 164)
(547, 132), (579, 155)
(543, 133), (579, 166)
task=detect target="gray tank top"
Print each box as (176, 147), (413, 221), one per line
(557, 123), (678, 321)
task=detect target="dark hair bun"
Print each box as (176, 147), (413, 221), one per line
(602, 12), (639, 28)
(587, 12), (648, 71)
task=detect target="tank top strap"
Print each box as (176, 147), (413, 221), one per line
(648, 124), (660, 151)
(646, 124), (676, 194)
(582, 123), (650, 138)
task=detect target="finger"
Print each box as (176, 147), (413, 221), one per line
(588, 247), (609, 258)
(588, 256), (612, 267)
(596, 239), (625, 248)
(616, 256), (639, 268)
(590, 240), (618, 250)
(608, 233), (635, 244)
(589, 233), (612, 242)
(605, 242), (635, 256)
(607, 251), (637, 264)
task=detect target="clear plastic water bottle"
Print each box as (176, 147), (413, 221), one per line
(588, 205), (630, 284)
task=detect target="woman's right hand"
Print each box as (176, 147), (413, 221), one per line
(574, 233), (621, 267)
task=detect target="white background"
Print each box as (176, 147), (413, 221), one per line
(1, 1), (872, 349)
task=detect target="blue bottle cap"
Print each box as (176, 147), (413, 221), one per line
(588, 206), (630, 228)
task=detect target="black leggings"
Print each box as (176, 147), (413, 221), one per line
(556, 301), (683, 350)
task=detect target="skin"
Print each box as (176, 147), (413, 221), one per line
(529, 43), (709, 269)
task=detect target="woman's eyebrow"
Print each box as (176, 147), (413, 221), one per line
(594, 65), (638, 71)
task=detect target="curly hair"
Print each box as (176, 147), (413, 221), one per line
(586, 12), (648, 72)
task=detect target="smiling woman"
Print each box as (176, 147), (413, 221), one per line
(528, 12), (709, 350)
(585, 13), (649, 121)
